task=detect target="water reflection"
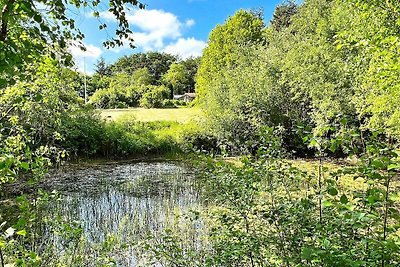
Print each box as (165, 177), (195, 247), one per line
(43, 160), (202, 266)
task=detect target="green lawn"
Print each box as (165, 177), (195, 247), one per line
(100, 107), (203, 123)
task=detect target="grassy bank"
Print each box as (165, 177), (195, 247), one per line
(100, 107), (203, 123)
(62, 107), (210, 159)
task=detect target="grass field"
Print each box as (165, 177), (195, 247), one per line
(100, 108), (203, 123)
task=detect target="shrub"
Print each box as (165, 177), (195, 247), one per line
(140, 85), (170, 108)
(175, 100), (187, 106)
(59, 108), (105, 157)
(162, 99), (177, 108)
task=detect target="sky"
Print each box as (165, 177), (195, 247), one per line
(68, 0), (286, 74)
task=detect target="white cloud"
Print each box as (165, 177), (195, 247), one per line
(68, 41), (102, 73)
(163, 38), (206, 59)
(68, 42), (102, 59)
(185, 19), (195, 27)
(100, 9), (198, 52)
(126, 9), (182, 37)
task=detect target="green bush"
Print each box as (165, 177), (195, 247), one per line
(59, 108), (105, 157)
(140, 85), (170, 108)
(175, 100), (187, 106)
(89, 87), (128, 109)
(100, 119), (181, 157)
(90, 70), (152, 109)
(162, 99), (177, 108)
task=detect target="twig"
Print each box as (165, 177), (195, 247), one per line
(0, 247), (4, 267)
(381, 172), (391, 267)
(0, 0), (16, 41)
(318, 157), (323, 224)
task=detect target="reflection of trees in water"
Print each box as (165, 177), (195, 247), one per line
(40, 161), (204, 266)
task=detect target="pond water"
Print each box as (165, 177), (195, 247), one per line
(39, 160), (205, 266)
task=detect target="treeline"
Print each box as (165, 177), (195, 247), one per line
(196, 0), (400, 155)
(87, 53), (200, 108)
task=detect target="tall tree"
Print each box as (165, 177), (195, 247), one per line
(0, 0), (145, 87)
(181, 57), (200, 93)
(109, 52), (177, 84)
(163, 63), (187, 95)
(270, 1), (298, 32)
(338, 0), (400, 138)
(196, 9), (265, 100)
(94, 57), (110, 76)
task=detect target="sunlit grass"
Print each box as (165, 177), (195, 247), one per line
(100, 107), (203, 123)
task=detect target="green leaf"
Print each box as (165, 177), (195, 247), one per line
(29, 251), (37, 259)
(371, 160), (385, 169)
(322, 200), (333, 207)
(20, 162), (29, 171)
(328, 187), (338, 196)
(34, 94), (43, 101)
(340, 194), (348, 204)
(301, 247), (314, 260)
(309, 139), (318, 147)
(33, 14), (42, 23)
(16, 229), (27, 236)
(16, 218), (26, 228)
(388, 164), (399, 171)
(329, 142), (337, 153)
(390, 192), (400, 202)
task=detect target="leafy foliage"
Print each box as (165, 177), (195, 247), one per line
(270, 0), (298, 31)
(163, 57), (200, 95)
(140, 85), (170, 108)
(90, 69), (152, 108)
(108, 52), (177, 85)
(0, 0), (145, 87)
(196, 10), (265, 101)
(198, 0), (400, 155)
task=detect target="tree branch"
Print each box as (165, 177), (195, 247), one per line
(0, 0), (16, 42)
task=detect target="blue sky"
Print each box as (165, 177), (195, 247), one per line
(68, 0), (286, 73)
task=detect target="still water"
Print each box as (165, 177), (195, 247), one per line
(41, 160), (204, 266)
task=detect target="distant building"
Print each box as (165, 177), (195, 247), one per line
(173, 93), (196, 103)
(183, 93), (196, 102)
(173, 95), (184, 100)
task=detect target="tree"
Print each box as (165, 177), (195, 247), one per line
(90, 68), (153, 108)
(140, 85), (170, 108)
(270, 1), (298, 31)
(0, 0), (145, 87)
(163, 63), (187, 95)
(181, 57), (200, 93)
(109, 52), (177, 84)
(94, 57), (110, 76)
(337, 0), (400, 139)
(131, 67), (153, 86)
(163, 57), (200, 95)
(196, 10), (265, 100)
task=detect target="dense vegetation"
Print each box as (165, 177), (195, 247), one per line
(89, 53), (199, 108)
(0, 0), (399, 266)
(196, 0), (400, 155)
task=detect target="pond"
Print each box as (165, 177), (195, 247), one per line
(37, 160), (206, 266)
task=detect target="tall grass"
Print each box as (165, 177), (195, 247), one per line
(61, 108), (211, 159)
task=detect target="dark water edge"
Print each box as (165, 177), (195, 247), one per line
(1, 159), (207, 266)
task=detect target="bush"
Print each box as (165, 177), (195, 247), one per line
(90, 71), (151, 109)
(175, 100), (187, 106)
(99, 119), (182, 157)
(178, 123), (220, 154)
(162, 99), (177, 108)
(89, 87), (128, 109)
(140, 85), (170, 108)
(59, 108), (105, 157)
